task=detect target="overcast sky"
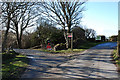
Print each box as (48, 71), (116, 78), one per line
(81, 1), (118, 37)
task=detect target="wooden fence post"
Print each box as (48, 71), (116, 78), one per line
(71, 33), (73, 50)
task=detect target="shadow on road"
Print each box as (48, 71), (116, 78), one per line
(18, 42), (119, 79)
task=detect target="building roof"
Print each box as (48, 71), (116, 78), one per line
(97, 35), (105, 37)
(110, 35), (118, 37)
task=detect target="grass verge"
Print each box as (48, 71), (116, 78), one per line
(2, 50), (29, 78)
(38, 49), (85, 54)
(34, 42), (107, 54)
(113, 49), (120, 72)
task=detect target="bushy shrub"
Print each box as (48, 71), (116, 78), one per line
(54, 43), (66, 51)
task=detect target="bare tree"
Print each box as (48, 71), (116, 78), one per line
(1, 2), (16, 52)
(85, 28), (96, 39)
(10, 2), (37, 48)
(38, 0), (86, 48)
(1, 2), (38, 49)
(90, 29), (96, 38)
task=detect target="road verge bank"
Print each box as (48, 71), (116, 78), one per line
(2, 50), (30, 79)
(112, 50), (120, 72)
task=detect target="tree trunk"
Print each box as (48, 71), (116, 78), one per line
(117, 41), (120, 57)
(67, 26), (71, 48)
(16, 31), (20, 48)
(117, 30), (120, 57)
(64, 31), (68, 49)
(2, 18), (10, 52)
(67, 26), (71, 33)
(19, 29), (23, 49)
(16, 33), (22, 49)
(15, 23), (22, 49)
(18, 39), (21, 49)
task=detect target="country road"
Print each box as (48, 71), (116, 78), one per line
(14, 42), (120, 79)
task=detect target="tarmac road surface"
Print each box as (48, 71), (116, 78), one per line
(14, 42), (120, 79)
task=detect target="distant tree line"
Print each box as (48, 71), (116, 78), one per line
(3, 21), (96, 49)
